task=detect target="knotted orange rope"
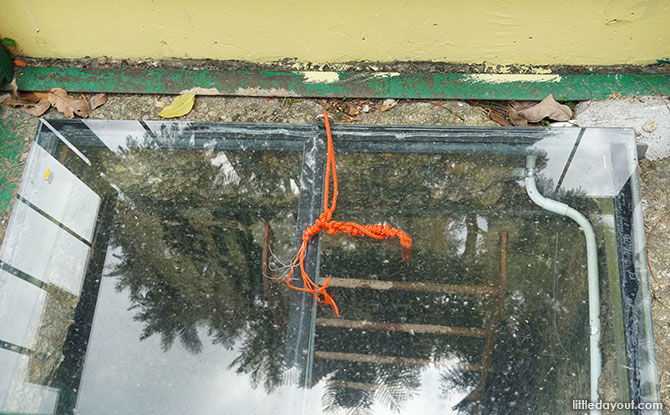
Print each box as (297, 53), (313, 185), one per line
(285, 110), (412, 316)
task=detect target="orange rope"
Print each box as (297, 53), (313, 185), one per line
(285, 110), (412, 316)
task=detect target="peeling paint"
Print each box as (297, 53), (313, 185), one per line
(370, 72), (401, 79)
(179, 87), (224, 95)
(529, 67), (554, 74)
(515, 65), (555, 74)
(289, 62), (353, 72)
(483, 63), (510, 73)
(483, 64), (554, 75)
(465, 74), (562, 84)
(301, 71), (340, 84)
(497, 66), (513, 74)
(234, 87), (299, 97)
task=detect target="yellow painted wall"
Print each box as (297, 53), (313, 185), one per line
(0, 0), (668, 66)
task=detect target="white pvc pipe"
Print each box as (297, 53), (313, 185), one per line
(524, 155), (601, 415)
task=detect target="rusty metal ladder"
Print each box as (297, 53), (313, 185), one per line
(312, 232), (509, 411)
(263, 224), (509, 411)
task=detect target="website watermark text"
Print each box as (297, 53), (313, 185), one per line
(572, 399), (662, 411)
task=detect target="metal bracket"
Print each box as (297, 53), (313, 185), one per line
(512, 167), (535, 178)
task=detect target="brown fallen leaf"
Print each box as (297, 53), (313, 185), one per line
(508, 94), (572, 126)
(25, 99), (50, 116)
(8, 78), (40, 103)
(22, 92), (43, 102)
(508, 103), (532, 126)
(381, 98), (397, 112)
(2, 96), (35, 107)
(48, 88), (89, 118)
(10, 78), (19, 96)
(90, 93), (107, 110)
(1, 81), (92, 118)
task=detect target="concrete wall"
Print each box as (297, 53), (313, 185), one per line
(0, 0), (668, 66)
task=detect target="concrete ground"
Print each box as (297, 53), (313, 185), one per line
(640, 158), (670, 410)
(0, 93), (668, 409)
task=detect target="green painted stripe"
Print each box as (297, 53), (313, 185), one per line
(5, 67), (670, 100)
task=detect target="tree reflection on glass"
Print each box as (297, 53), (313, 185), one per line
(93, 123), (301, 392)
(87, 126), (598, 414)
(310, 154), (595, 415)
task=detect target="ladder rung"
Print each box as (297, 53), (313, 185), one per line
(326, 277), (498, 296)
(314, 350), (481, 371)
(316, 318), (488, 337)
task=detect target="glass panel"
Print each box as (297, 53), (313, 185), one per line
(0, 201), (90, 295)
(73, 142), (304, 414)
(314, 151), (599, 414)
(18, 144), (100, 242)
(304, 126), (656, 414)
(0, 270), (46, 349)
(531, 129), (634, 197)
(0, 120), (657, 415)
(25, 121), (306, 414)
(0, 348), (59, 414)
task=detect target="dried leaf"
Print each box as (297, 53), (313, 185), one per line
(25, 99), (50, 117)
(381, 99), (397, 112)
(508, 94), (572, 126)
(48, 88), (89, 118)
(90, 93), (107, 110)
(159, 93), (195, 118)
(507, 104), (529, 127)
(10, 78), (19, 96)
(34, 91), (50, 99)
(642, 120), (657, 132)
(13, 59), (27, 67)
(7, 78), (41, 104)
(2, 96), (34, 107)
(50, 87), (68, 96)
(27, 94), (43, 103)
